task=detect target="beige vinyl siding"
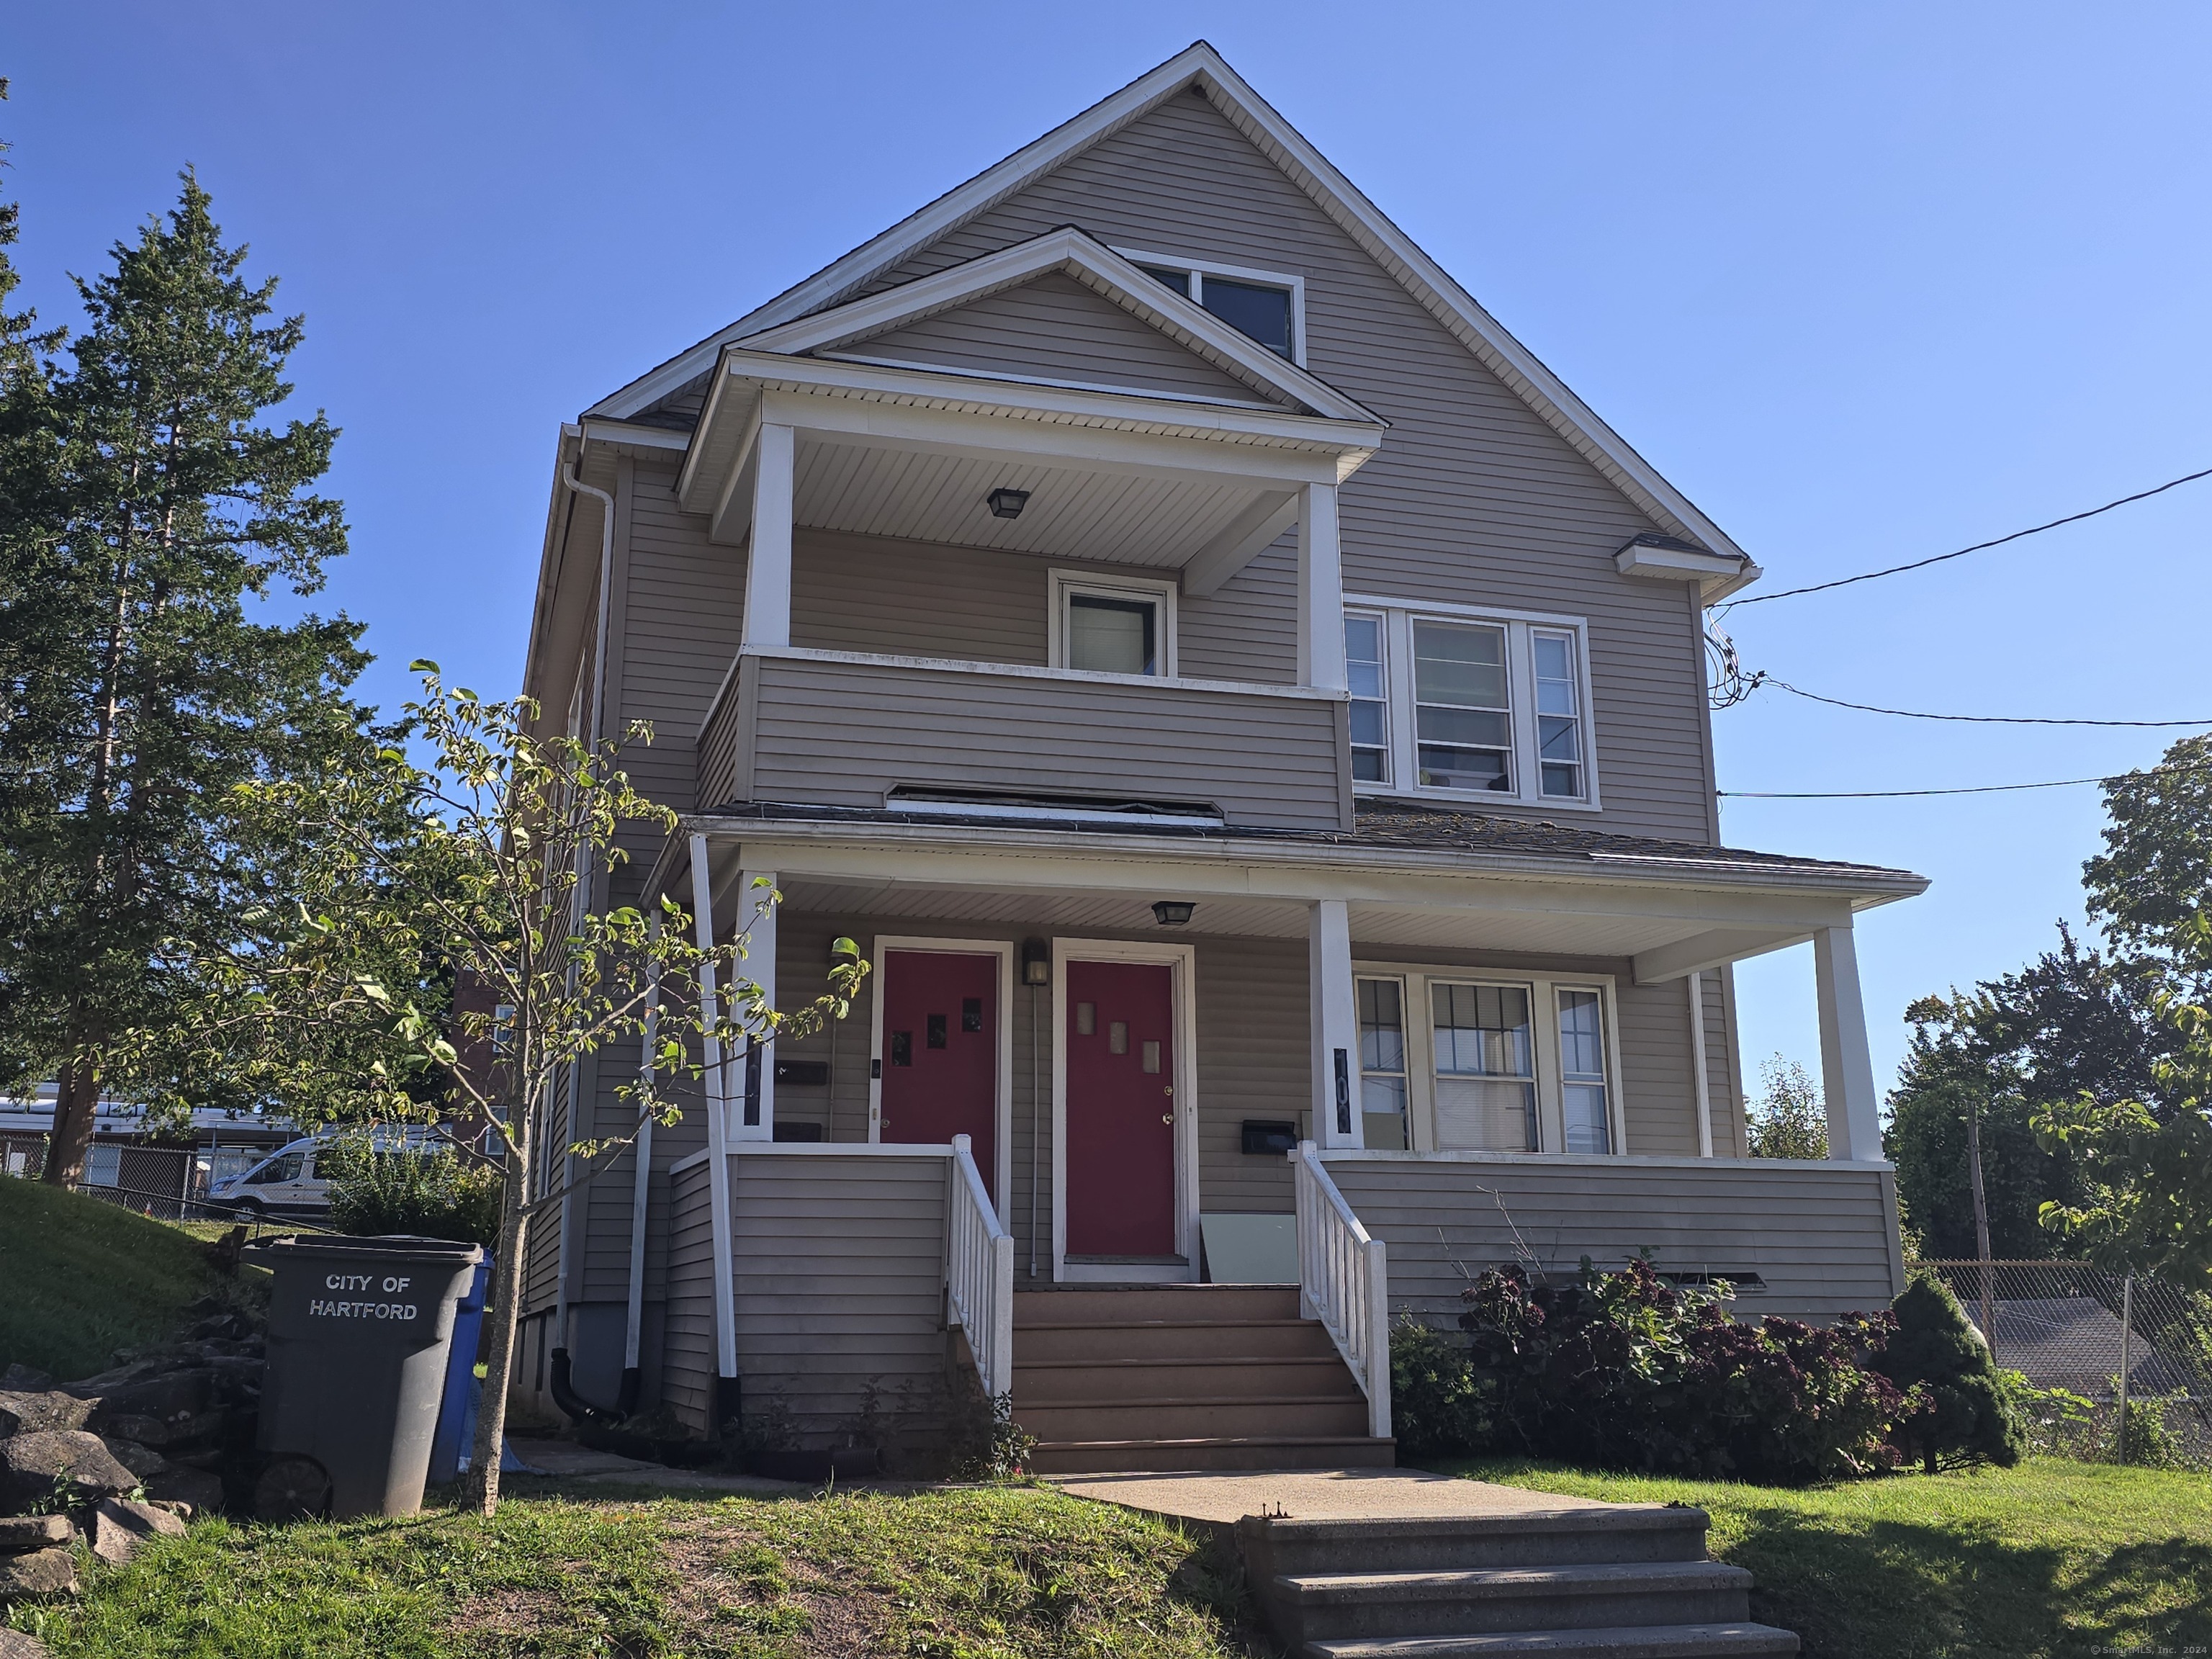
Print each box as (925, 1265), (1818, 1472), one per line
(616, 459), (746, 819)
(1179, 536), (1298, 685)
(1701, 970), (1749, 1157)
(663, 1156), (717, 1433)
(726, 1151), (953, 1442)
(1615, 976), (1701, 1158)
(1324, 1153), (1904, 1326)
(1193, 935), (1305, 1215)
(744, 652), (1349, 830)
(836, 271), (1265, 403)
(863, 94), (1719, 842)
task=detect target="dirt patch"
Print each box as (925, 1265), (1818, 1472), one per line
(445, 1557), (596, 1645)
(660, 1514), (891, 1658)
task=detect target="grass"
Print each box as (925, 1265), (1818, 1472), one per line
(12, 1484), (1263, 1658)
(0, 1177), (222, 1380)
(1449, 1454), (2212, 1659)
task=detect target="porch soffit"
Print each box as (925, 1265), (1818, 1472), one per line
(583, 42), (1750, 571)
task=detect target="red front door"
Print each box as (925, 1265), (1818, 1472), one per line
(878, 949), (998, 1203)
(1064, 959), (1177, 1256)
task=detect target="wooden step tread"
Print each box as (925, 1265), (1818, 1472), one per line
(1016, 1355), (1351, 1370)
(1016, 1318), (1321, 1332)
(1306, 1622), (1800, 1658)
(1019, 1392), (1366, 1411)
(1279, 1562), (1752, 1604)
(1033, 1434), (1395, 1452)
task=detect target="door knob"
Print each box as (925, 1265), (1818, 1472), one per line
(1161, 1114), (1174, 1125)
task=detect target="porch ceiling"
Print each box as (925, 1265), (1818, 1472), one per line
(792, 433), (1280, 570)
(773, 878), (1809, 969)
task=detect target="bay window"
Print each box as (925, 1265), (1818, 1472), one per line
(1353, 964), (1622, 1154)
(1341, 597), (1597, 809)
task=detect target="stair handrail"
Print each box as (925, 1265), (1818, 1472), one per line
(946, 1133), (1015, 1401)
(1290, 1139), (1392, 1440)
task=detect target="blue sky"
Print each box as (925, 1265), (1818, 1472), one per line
(8, 4), (2210, 1102)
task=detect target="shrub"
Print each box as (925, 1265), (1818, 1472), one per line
(323, 1137), (502, 1245)
(1388, 1317), (1492, 1460)
(1867, 1275), (2026, 1472)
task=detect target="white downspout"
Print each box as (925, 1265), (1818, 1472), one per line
(690, 835), (742, 1430)
(553, 458), (616, 1370)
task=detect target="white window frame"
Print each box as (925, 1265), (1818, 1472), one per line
(1049, 568), (1179, 679)
(1346, 593), (1601, 812)
(1113, 246), (1308, 367)
(1352, 961), (1627, 1156)
(1344, 606), (1393, 788)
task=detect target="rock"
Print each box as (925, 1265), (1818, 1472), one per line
(0, 1514), (70, 1552)
(100, 1437), (168, 1479)
(89, 1497), (184, 1566)
(96, 1410), (224, 1450)
(143, 1467), (224, 1515)
(0, 1430), (138, 1509)
(145, 1498), (194, 1521)
(0, 1546), (74, 1596)
(0, 1366), (52, 1393)
(0, 1627), (55, 1658)
(0, 1393), (96, 1437)
(85, 1368), (212, 1428)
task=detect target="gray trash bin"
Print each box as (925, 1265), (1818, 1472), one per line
(249, 1234), (485, 1519)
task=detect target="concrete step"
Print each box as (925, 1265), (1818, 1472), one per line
(1026, 1434), (1398, 1475)
(1017, 1396), (1372, 1443)
(1303, 1622), (1800, 1658)
(1273, 1562), (1755, 1644)
(1014, 1285), (1301, 1325)
(1239, 1509), (1713, 1576)
(1015, 1355), (1361, 1404)
(1017, 1318), (1339, 1362)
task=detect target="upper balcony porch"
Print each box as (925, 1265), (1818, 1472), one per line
(667, 232), (1389, 832)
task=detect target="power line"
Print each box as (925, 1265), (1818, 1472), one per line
(1721, 759), (2212, 801)
(1759, 676), (2212, 729)
(1721, 464), (2212, 609)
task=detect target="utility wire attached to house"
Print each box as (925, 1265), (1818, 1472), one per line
(1719, 463), (2212, 611)
(1719, 757), (2212, 800)
(1755, 678), (2212, 729)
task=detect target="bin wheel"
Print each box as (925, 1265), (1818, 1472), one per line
(254, 1456), (331, 1521)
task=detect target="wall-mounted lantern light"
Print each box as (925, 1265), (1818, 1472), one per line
(986, 487), (1030, 520)
(1151, 901), (1196, 927)
(1021, 937), (1051, 985)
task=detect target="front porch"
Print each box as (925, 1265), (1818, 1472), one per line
(580, 805), (1920, 1461)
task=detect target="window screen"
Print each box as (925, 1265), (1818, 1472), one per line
(1201, 277), (1293, 358)
(1067, 593), (1157, 675)
(1431, 982), (1537, 1151)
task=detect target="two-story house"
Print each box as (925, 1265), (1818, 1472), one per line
(512, 42), (1924, 1473)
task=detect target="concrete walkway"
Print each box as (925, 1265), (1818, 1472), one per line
(1049, 1465), (1628, 1536)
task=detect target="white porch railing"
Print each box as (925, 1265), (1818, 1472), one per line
(946, 1133), (1015, 1401)
(1290, 1139), (1392, 1440)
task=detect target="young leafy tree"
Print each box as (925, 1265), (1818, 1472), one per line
(0, 172), (362, 1180)
(158, 667), (866, 1516)
(2084, 732), (2212, 991)
(1745, 1054), (1827, 1160)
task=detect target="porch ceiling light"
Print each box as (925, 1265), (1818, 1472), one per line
(1022, 938), (1051, 986)
(1151, 901), (1196, 927)
(986, 487), (1030, 520)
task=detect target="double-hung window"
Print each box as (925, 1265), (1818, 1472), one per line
(1353, 966), (1622, 1154)
(1341, 599), (1597, 808)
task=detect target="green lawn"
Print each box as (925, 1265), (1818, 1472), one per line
(12, 1485), (1262, 1658)
(1448, 1455), (2212, 1659)
(0, 1177), (223, 1380)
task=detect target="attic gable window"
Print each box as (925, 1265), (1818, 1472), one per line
(1121, 248), (1305, 364)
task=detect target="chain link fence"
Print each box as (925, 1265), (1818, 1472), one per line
(1920, 1259), (2211, 1467)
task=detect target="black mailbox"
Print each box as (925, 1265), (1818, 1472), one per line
(1241, 1119), (1298, 1156)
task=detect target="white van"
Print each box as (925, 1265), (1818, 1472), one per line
(206, 1126), (442, 1218)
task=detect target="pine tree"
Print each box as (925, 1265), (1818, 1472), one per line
(1872, 1275), (2026, 1472)
(0, 171), (363, 1182)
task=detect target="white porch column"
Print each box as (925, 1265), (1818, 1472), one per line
(1295, 480), (1346, 692)
(1308, 898), (1362, 1147)
(1813, 922), (1883, 1161)
(729, 869), (778, 1141)
(742, 423), (794, 650)
(688, 836), (739, 1387)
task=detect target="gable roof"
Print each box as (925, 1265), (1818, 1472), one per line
(734, 225), (1382, 424)
(585, 41), (1747, 565)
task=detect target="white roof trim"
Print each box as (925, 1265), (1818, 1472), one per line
(584, 41), (1746, 564)
(734, 227), (1377, 424)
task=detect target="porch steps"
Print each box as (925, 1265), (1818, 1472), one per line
(1013, 1284), (1393, 1473)
(1236, 1509), (1798, 1659)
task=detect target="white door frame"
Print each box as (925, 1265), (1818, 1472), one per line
(1051, 936), (1201, 1284)
(867, 935), (1015, 1225)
